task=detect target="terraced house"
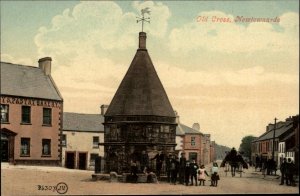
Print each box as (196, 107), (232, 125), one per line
(0, 57), (63, 165)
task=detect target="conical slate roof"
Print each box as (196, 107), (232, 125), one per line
(105, 32), (175, 117)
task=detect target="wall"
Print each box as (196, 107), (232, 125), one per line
(62, 130), (104, 170)
(1, 96), (62, 165)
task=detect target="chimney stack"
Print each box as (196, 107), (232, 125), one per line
(100, 104), (109, 115)
(174, 110), (180, 124)
(139, 32), (147, 49)
(38, 57), (52, 75)
(192, 123), (200, 131)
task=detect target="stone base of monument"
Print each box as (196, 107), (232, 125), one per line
(91, 172), (158, 183)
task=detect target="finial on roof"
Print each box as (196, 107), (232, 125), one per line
(136, 8), (151, 32)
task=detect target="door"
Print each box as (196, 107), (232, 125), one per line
(66, 152), (75, 169)
(78, 153), (87, 170)
(1, 140), (9, 162)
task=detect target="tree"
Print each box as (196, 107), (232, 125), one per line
(239, 135), (257, 160)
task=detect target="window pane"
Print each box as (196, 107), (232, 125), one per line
(21, 138), (30, 156)
(43, 108), (52, 125)
(61, 134), (67, 147)
(1, 104), (9, 123)
(191, 137), (195, 146)
(93, 137), (99, 148)
(42, 139), (51, 155)
(22, 106), (31, 123)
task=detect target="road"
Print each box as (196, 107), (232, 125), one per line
(1, 163), (298, 195)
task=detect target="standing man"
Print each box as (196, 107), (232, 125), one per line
(165, 153), (173, 183)
(286, 158), (296, 186)
(189, 159), (199, 186)
(151, 150), (164, 180)
(140, 150), (149, 173)
(184, 161), (191, 186)
(179, 152), (187, 184)
(279, 158), (288, 185)
(170, 155), (179, 185)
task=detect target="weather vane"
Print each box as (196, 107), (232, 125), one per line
(136, 8), (151, 32)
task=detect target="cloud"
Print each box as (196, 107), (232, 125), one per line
(32, 1), (171, 113)
(155, 62), (298, 88)
(0, 53), (34, 66)
(132, 1), (171, 37)
(168, 11), (299, 54)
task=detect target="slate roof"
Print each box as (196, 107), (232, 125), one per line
(0, 62), (62, 101)
(63, 112), (104, 132)
(253, 121), (293, 142)
(176, 123), (203, 136)
(105, 33), (175, 117)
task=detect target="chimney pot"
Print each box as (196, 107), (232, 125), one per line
(38, 57), (52, 75)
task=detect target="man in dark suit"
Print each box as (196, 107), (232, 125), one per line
(151, 150), (164, 180)
(179, 152), (187, 184)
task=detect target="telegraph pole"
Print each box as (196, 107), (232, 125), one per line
(272, 118), (277, 159)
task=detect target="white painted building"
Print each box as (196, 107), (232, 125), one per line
(278, 142), (285, 165)
(62, 112), (104, 170)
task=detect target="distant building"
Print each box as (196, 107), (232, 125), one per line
(62, 111), (105, 170)
(0, 58), (63, 165)
(175, 112), (215, 165)
(251, 115), (299, 168)
(178, 123), (203, 164)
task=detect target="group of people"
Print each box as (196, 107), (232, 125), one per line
(255, 155), (277, 175)
(129, 150), (221, 186)
(254, 154), (297, 187)
(164, 152), (220, 187)
(279, 157), (297, 187)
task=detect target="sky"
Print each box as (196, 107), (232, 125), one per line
(1, 0), (299, 149)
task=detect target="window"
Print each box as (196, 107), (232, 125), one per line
(1, 104), (9, 123)
(191, 137), (196, 146)
(93, 137), (99, 148)
(90, 153), (98, 166)
(20, 138), (30, 156)
(61, 134), (67, 147)
(43, 108), (52, 125)
(42, 139), (51, 156)
(21, 106), (31, 123)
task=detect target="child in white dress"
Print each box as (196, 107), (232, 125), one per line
(197, 165), (209, 186)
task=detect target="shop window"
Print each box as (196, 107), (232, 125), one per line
(90, 153), (98, 166)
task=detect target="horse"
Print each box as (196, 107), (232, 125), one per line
(221, 148), (248, 177)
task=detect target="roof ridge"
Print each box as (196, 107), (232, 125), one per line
(1, 61), (38, 69)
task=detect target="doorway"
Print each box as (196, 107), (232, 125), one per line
(65, 152), (75, 169)
(1, 139), (9, 162)
(1, 129), (16, 163)
(78, 153), (87, 170)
